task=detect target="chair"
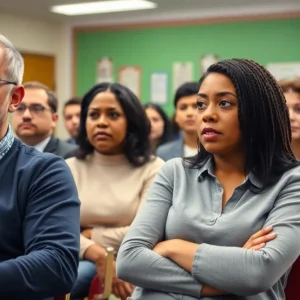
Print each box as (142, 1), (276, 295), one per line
(84, 247), (114, 300)
(285, 256), (300, 300)
(54, 294), (70, 300)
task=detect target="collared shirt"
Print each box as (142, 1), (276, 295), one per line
(0, 125), (14, 161)
(33, 136), (51, 153)
(118, 156), (300, 300)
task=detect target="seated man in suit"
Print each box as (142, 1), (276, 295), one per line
(12, 81), (77, 159)
(63, 96), (82, 145)
(156, 82), (198, 161)
(0, 34), (80, 299)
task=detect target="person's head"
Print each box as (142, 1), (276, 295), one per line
(63, 97), (82, 139)
(76, 82), (152, 166)
(174, 82), (199, 135)
(12, 81), (58, 145)
(144, 103), (172, 146)
(278, 78), (300, 142)
(0, 34), (24, 138)
(190, 58), (297, 189)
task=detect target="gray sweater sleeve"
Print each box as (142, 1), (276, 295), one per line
(116, 162), (203, 298)
(192, 173), (300, 296)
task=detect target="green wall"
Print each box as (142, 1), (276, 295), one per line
(75, 18), (300, 115)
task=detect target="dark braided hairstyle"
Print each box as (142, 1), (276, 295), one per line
(76, 82), (152, 167)
(185, 58), (299, 191)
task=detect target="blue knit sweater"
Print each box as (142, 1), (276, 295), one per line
(0, 138), (80, 299)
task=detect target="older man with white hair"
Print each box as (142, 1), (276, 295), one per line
(0, 34), (80, 299)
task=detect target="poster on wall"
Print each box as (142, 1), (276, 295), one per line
(118, 66), (141, 98)
(266, 62), (300, 80)
(200, 54), (219, 74)
(96, 57), (113, 83)
(150, 72), (168, 105)
(173, 62), (193, 92)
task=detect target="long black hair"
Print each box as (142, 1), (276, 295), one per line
(76, 82), (152, 167)
(185, 58), (299, 191)
(144, 103), (173, 146)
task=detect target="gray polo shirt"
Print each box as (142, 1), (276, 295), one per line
(117, 157), (300, 300)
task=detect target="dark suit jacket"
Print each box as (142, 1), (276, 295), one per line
(44, 136), (77, 159)
(156, 137), (184, 162)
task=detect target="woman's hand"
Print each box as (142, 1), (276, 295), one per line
(152, 240), (172, 257)
(81, 228), (93, 239)
(96, 257), (134, 300)
(243, 226), (277, 250)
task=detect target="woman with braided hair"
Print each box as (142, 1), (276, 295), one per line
(117, 58), (300, 300)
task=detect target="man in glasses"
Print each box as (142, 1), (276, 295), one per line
(12, 81), (77, 159)
(0, 34), (80, 298)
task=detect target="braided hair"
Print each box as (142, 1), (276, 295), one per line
(186, 58), (299, 191)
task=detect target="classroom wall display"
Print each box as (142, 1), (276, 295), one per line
(267, 62), (300, 80)
(118, 66), (141, 98)
(75, 18), (300, 115)
(96, 57), (113, 83)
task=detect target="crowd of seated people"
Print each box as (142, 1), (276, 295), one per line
(1, 31), (299, 300)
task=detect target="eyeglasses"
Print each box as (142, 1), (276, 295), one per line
(15, 104), (53, 115)
(0, 78), (17, 85)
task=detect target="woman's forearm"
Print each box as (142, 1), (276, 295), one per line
(83, 244), (106, 262)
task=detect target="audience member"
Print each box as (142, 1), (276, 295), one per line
(63, 96), (82, 145)
(156, 82), (198, 161)
(12, 81), (76, 159)
(0, 34), (80, 299)
(144, 102), (173, 153)
(66, 82), (164, 300)
(117, 59), (300, 300)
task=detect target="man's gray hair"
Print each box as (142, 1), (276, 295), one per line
(0, 34), (24, 85)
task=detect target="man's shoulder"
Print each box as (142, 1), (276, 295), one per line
(3, 139), (65, 177)
(158, 139), (182, 151)
(51, 137), (77, 159)
(14, 138), (64, 164)
(156, 139), (183, 161)
(66, 137), (76, 145)
(57, 138), (77, 151)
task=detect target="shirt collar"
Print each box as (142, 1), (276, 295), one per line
(197, 156), (262, 188)
(197, 156), (215, 179)
(0, 125), (14, 161)
(33, 136), (51, 152)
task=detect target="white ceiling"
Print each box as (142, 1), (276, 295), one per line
(1, 0), (300, 26)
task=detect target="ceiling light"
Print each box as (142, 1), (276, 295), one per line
(51, 0), (157, 16)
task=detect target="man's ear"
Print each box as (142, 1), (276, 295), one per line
(8, 85), (24, 113)
(52, 112), (58, 122)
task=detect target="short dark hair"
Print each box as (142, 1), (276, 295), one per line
(76, 82), (152, 167)
(144, 103), (173, 146)
(186, 58), (299, 192)
(64, 96), (82, 108)
(63, 96), (82, 116)
(23, 81), (58, 113)
(278, 78), (300, 93)
(174, 82), (199, 107)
